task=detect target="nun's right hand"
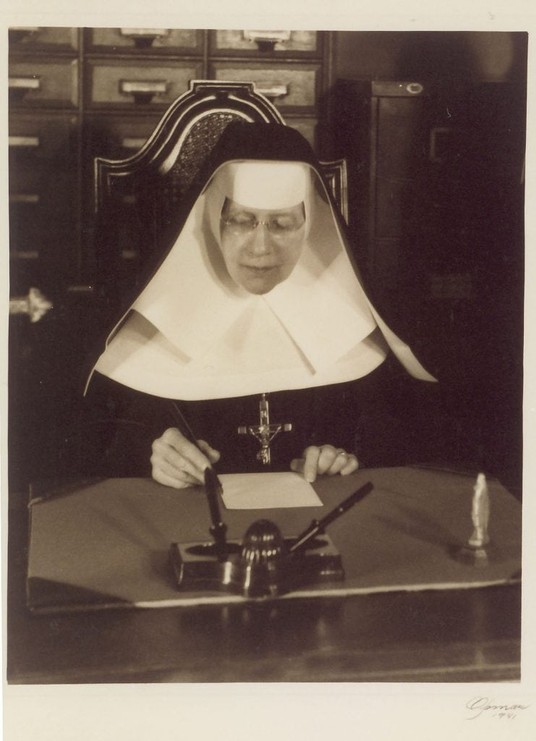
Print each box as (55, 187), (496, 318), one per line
(151, 427), (221, 489)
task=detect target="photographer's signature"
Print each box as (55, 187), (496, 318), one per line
(466, 697), (531, 720)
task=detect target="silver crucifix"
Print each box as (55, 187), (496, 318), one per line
(237, 393), (292, 465)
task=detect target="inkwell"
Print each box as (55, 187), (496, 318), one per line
(168, 401), (373, 598)
(169, 467), (374, 599)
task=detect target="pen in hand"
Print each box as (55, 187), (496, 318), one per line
(170, 401), (201, 449)
(170, 402), (227, 556)
(169, 401), (223, 488)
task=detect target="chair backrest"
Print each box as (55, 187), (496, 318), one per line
(95, 80), (285, 213)
(94, 80), (347, 303)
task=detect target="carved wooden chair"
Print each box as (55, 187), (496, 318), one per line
(93, 79), (347, 309)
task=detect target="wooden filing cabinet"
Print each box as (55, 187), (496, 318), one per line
(329, 78), (525, 380)
(9, 113), (79, 295)
(330, 79), (525, 303)
(329, 78), (525, 487)
(9, 31), (81, 298)
(8, 28), (82, 490)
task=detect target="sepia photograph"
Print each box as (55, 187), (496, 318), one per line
(3, 8), (533, 740)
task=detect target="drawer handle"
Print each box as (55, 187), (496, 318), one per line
(120, 137), (147, 150)
(243, 30), (291, 52)
(10, 194), (40, 204)
(67, 285), (95, 294)
(10, 251), (39, 260)
(120, 28), (170, 49)
(9, 135), (40, 148)
(9, 76), (41, 101)
(9, 287), (52, 323)
(254, 83), (289, 100)
(119, 79), (168, 104)
(8, 27), (40, 43)
(406, 82), (424, 95)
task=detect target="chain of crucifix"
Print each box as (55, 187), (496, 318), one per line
(237, 393), (292, 465)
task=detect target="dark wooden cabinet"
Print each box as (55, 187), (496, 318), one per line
(330, 79), (525, 490)
(332, 79), (524, 291)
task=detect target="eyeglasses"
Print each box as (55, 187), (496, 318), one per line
(220, 212), (305, 237)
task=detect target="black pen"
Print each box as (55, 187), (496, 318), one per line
(169, 401), (224, 492)
(170, 401), (202, 448)
(170, 401), (228, 558)
(289, 481), (374, 553)
(204, 467), (228, 560)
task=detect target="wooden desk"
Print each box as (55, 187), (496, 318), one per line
(7, 473), (521, 684)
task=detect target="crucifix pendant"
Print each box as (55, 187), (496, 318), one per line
(237, 393), (292, 465)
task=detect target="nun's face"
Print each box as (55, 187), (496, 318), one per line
(219, 199), (306, 294)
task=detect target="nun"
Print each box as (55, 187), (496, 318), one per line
(86, 121), (439, 488)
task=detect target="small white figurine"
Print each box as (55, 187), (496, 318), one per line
(468, 472), (490, 548)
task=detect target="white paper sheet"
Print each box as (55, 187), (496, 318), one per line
(220, 472), (323, 509)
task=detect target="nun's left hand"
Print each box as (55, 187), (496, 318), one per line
(290, 444), (359, 483)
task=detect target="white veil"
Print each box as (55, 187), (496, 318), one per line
(91, 160), (436, 400)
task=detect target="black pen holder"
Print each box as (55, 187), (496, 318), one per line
(170, 518), (344, 599)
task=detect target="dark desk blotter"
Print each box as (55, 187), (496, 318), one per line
(26, 468), (521, 613)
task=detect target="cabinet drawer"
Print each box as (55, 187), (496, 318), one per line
(10, 199), (46, 259)
(87, 60), (203, 108)
(10, 185), (77, 290)
(9, 113), (78, 292)
(87, 28), (203, 53)
(9, 59), (79, 108)
(9, 117), (77, 225)
(9, 114), (77, 164)
(210, 63), (320, 110)
(10, 201), (76, 283)
(210, 30), (320, 56)
(9, 26), (79, 51)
